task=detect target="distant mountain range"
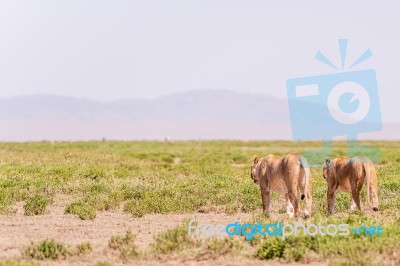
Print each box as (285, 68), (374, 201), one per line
(0, 90), (397, 141)
(0, 90), (289, 123)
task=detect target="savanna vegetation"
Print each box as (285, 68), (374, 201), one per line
(0, 140), (399, 265)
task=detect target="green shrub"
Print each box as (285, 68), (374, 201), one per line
(256, 236), (319, 262)
(65, 202), (96, 220)
(25, 239), (69, 260)
(23, 195), (50, 216)
(93, 262), (112, 266)
(205, 237), (242, 256)
(75, 242), (92, 256)
(256, 237), (286, 260)
(0, 260), (37, 266)
(150, 223), (199, 254)
(123, 200), (145, 218)
(329, 256), (381, 266)
(0, 193), (15, 214)
(109, 230), (139, 260)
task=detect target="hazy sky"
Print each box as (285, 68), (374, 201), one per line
(1, 1), (399, 122)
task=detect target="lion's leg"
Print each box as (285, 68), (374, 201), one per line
(370, 168), (379, 211)
(351, 190), (361, 211)
(370, 186), (379, 211)
(350, 178), (363, 211)
(326, 175), (337, 216)
(299, 174), (312, 219)
(327, 189), (336, 216)
(285, 193), (294, 218)
(261, 188), (271, 216)
(284, 170), (299, 219)
(350, 197), (357, 211)
(302, 191), (312, 219)
(287, 190), (299, 219)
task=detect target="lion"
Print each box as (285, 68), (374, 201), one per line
(323, 156), (379, 216)
(250, 154), (312, 219)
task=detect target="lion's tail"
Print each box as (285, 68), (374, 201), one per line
(299, 156), (310, 201)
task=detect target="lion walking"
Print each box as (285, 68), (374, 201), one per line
(251, 154), (312, 219)
(323, 156), (379, 215)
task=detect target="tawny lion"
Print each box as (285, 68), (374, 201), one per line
(250, 154), (312, 219)
(323, 156), (379, 216)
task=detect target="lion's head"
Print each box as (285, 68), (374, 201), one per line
(323, 158), (332, 180)
(250, 155), (260, 184)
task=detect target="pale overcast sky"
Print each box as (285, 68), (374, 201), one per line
(0, 1), (399, 122)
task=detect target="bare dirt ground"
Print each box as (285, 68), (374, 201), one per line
(0, 202), (384, 266)
(0, 200), (289, 266)
(1, 195), (381, 265)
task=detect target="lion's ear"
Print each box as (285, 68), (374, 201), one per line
(252, 155), (259, 164)
(324, 158), (331, 168)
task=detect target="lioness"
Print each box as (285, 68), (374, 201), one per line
(323, 156), (379, 216)
(250, 154), (312, 219)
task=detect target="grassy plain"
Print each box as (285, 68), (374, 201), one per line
(0, 140), (399, 265)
